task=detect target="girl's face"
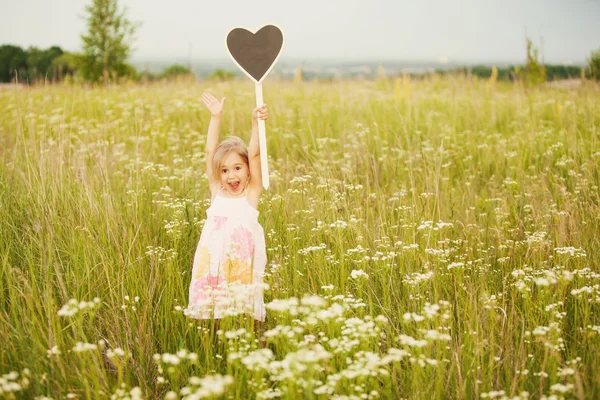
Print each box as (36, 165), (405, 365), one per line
(220, 151), (250, 196)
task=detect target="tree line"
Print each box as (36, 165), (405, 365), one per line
(436, 43), (600, 85)
(0, 45), (72, 83)
(437, 39), (600, 84)
(4, 41), (598, 85)
(440, 64), (585, 81)
(0, 44), (196, 84)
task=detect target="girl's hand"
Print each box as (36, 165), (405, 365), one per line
(252, 104), (268, 121)
(202, 92), (226, 118)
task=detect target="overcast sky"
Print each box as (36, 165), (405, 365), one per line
(1, 0), (599, 64)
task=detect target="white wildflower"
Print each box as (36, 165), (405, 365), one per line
(350, 269), (369, 279)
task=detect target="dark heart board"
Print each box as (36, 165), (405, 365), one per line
(226, 25), (284, 83)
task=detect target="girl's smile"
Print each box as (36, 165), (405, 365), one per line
(220, 152), (250, 197)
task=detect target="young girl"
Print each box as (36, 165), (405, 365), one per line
(187, 92), (268, 324)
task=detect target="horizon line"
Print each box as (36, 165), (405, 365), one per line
(130, 55), (588, 67)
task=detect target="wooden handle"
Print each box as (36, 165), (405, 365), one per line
(255, 83), (269, 189)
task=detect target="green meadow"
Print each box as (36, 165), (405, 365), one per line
(1, 77), (599, 399)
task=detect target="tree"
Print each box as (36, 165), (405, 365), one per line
(51, 52), (80, 80)
(26, 46), (63, 82)
(588, 49), (600, 80)
(0, 45), (28, 82)
(516, 38), (546, 87)
(161, 64), (192, 80)
(79, 0), (139, 83)
(209, 69), (235, 81)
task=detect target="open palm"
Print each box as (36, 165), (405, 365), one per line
(201, 93), (226, 117)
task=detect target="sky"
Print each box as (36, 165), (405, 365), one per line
(1, 0), (599, 65)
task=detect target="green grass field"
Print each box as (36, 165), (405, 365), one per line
(1, 77), (599, 399)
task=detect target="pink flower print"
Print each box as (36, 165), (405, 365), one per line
(191, 287), (210, 304)
(213, 216), (228, 231)
(201, 273), (226, 289)
(191, 274), (226, 303)
(230, 226), (254, 260)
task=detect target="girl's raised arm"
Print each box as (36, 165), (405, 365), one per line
(201, 93), (226, 193)
(247, 104), (268, 201)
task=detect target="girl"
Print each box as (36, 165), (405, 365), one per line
(187, 92), (268, 324)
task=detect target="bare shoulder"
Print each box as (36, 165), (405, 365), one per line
(245, 184), (262, 210)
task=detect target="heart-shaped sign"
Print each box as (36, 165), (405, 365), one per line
(226, 25), (284, 83)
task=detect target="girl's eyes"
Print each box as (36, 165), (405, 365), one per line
(222, 167), (242, 173)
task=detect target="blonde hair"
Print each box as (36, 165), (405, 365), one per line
(212, 136), (249, 181)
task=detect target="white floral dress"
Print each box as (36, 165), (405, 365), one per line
(186, 188), (267, 321)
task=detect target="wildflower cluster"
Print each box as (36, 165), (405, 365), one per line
(57, 297), (101, 317)
(218, 293), (437, 398)
(0, 369), (30, 397)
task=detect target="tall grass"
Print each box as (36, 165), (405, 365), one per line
(0, 77), (599, 399)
